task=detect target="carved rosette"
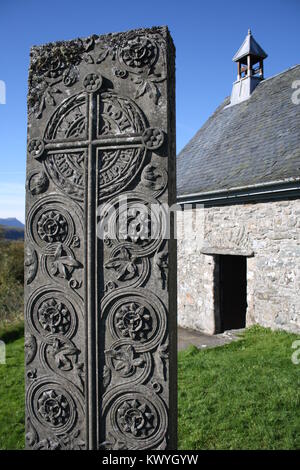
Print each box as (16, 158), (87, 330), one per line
(26, 26), (175, 451)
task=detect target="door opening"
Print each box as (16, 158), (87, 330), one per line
(219, 255), (247, 332)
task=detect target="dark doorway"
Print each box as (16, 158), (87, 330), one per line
(219, 255), (247, 332)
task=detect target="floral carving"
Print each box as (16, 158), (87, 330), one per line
(104, 281), (117, 293)
(62, 66), (79, 87)
(83, 73), (102, 92)
(35, 438), (61, 450)
(133, 71), (166, 105)
(25, 333), (37, 365)
(55, 429), (85, 450)
(27, 139), (45, 159)
(38, 299), (71, 334)
(26, 418), (38, 447)
(37, 211), (68, 243)
(142, 127), (164, 150)
(120, 36), (157, 69)
(103, 236), (112, 247)
(26, 421), (85, 450)
(102, 365), (111, 390)
(37, 390), (70, 426)
(115, 69), (128, 79)
(49, 337), (80, 372)
(28, 76), (63, 120)
(33, 47), (79, 79)
(28, 171), (49, 196)
(156, 341), (169, 382)
(115, 303), (152, 341)
(71, 236), (80, 248)
(105, 345), (145, 377)
(99, 432), (127, 450)
(92, 30), (166, 105)
(48, 243), (81, 279)
(119, 207), (151, 244)
(154, 247), (168, 290)
(141, 164), (167, 193)
(28, 39), (91, 118)
(117, 399), (154, 437)
(27, 369), (38, 380)
(69, 279), (82, 290)
(105, 247), (138, 281)
(25, 245), (38, 285)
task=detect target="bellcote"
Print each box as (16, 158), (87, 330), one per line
(230, 29), (268, 106)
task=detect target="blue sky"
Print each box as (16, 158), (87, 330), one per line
(0, 0), (299, 222)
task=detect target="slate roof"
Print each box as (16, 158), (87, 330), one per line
(177, 64), (300, 199)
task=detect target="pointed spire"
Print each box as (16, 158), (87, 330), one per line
(233, 29), (267, 62)
(230, 29), (268, 106)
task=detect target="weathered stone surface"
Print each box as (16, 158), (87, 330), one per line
(178, 200), (300, 334)
(25, 26), (177, 450)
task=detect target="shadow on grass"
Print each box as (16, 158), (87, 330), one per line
(0, 321), (24, 344)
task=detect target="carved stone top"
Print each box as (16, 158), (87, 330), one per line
(28, 26), (174, 120)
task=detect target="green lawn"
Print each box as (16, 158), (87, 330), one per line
(0, 326), (299, 450)
(178, 326), (300, 450)
(0, 335), (24, 450)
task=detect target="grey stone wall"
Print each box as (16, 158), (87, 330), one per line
(177, 199), (300, 334)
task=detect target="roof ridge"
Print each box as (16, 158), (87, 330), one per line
(260, 63), (300, 84)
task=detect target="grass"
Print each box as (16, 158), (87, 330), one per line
(0, 321), (24, 343)
(0, 325), (299, 449)
(178, 326), (300, 450)
(0, 335), (24, 450)
(0, 240), (24, 327)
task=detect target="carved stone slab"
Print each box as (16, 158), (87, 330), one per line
(25, 26), (177, 450)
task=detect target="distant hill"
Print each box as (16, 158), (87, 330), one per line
(0, 218), (24, 228)
(0, 219), (24, 241)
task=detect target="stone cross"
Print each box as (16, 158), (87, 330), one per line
(25, 26), (177, 450)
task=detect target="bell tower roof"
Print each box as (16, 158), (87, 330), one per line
(233, 29), (268, 63)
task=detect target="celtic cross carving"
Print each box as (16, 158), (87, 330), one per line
(25, 26), (176, 451)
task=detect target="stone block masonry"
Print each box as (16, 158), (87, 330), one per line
(178, 199), (300, 334)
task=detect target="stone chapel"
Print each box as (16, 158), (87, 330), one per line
(177, 30), (300, 334)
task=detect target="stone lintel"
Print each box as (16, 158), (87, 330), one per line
(201, 246), (254, 257)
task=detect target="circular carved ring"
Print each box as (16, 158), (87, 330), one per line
(26, 377), (83, 435)
(43, 91), (148, 202)
(99, 191), (167, 257)
(101, 287), (167, 353)
(101, 385), (168, 450)
(118, 35), (158, 71)
(26, 195), (76, 251)
(26, 286), (81, 341)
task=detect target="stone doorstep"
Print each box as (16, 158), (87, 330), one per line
(178, 326), (245, 351)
